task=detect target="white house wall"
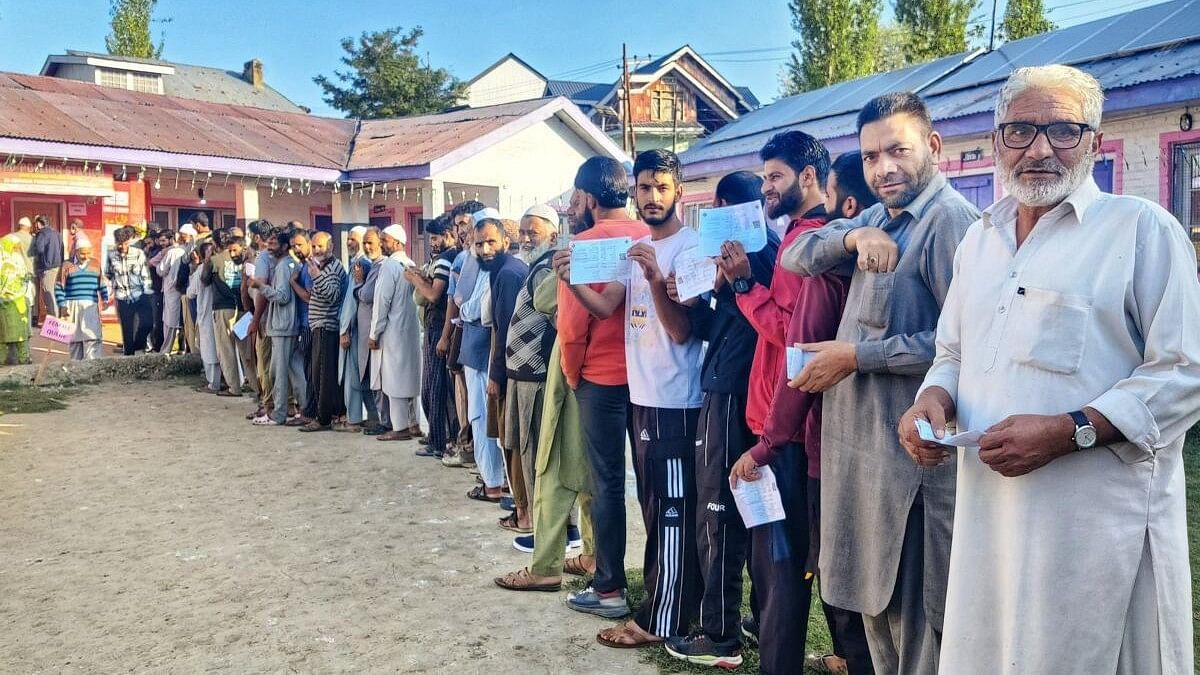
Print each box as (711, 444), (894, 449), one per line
(435, 116), (598, 218)
(467, 58), (546, 108)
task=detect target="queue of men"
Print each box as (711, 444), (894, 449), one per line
(3, 62), (1195, 674)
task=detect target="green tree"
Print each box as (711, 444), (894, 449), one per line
(999, 0), (1056, 43)
(783, 0), (884, 95)
(314, 26), (465, 119)
(105, 0), (164, 59)
(895, 0), (979, 62)
(877, 23), (911, 72)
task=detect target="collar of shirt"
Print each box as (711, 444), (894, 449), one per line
(785, 204), (828, 233)
(896, 172), (949, 222)
(982, 176), (1101, 231)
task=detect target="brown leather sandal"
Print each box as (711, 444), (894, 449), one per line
(493, 567), (561, 592)
(596, 621), (664, 649)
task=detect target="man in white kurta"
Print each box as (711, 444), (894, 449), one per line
(369, 225), (421, 442)
(901, 65), (1200, 674)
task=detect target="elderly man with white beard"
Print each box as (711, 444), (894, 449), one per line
(900, 65), (1200, 674)
(369, 224), (422, 442)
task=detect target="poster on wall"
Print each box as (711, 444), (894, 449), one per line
(68, 202), (88, 217)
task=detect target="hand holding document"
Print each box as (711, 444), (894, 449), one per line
(698, 200), (768, 257)
(916, 418), (984, 448)
(568, 236), (632, 285)
(731, 465), (786, 528)
(242, 261), (256, 278)
(232, 312), (254, 340)
(786, 346), (812, 379)
(673, 247), (717, 301)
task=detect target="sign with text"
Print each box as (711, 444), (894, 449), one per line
(40, 316), (77, 344)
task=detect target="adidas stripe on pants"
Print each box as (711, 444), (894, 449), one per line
(630, 404), (702, 638)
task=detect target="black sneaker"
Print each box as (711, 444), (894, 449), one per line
(664, 633), (743, 670)
(739, 615), (759, 646)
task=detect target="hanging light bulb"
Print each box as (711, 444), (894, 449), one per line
(153, 168), (161, 190)
(198, 188), (206, 205)
(286, 179), (293, 194)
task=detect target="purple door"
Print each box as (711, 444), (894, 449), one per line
(949, 174), (994, 211)
(1093, 159), (1114, 193)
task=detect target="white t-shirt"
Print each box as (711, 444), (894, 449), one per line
(625, 227), (703, 409)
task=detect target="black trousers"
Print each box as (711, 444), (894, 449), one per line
(750, 442), (812, 675)
(808, 477), (874, 675)
(574, 379), (631, 594)
(631, 404), (702, 639)
(116, 295), (153, 356)
(149, 292), (164, 352)
(310, 327), (345, 426)
(421, 326), (451, 455)
(299, 327), (316, 419)
(695, 392), (752, 643)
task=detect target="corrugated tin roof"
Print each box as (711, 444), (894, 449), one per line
(545, 80), (612, 101)
(682, 0), (1200, 169)
(347, 98), (553, 170)
(735, 87), (761, 110)
(61, 50), (305, 113)
(0, 73), (355, 168)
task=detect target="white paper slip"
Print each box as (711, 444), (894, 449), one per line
(915, 418), (984, 447)
(232, 311), (254, 340)
(569, 236), (632, 285)
(786, 346), (812, 379)
(673, 248), (717, 301)
(732, 465), (787, 529)
(698, 200), (769, 257)
(242, 261), (256, 278)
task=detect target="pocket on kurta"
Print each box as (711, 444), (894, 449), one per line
(1010, 286), (1091, 374)
(857, 271), (895, 328)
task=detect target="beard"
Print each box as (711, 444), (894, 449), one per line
(521, 241), (553, 264)
(639, 195), (677, 227)
(575, 208), (595, 234)
(766, 179), (803, 219)
(1000, 150), (1095, 208)
(872, 153), (938, 209)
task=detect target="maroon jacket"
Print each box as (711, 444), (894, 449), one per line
(748, 268), (850, 478)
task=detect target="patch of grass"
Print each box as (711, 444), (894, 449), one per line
(0, 381), (83, 415)
(1185, 430), (1199, 674)
(569, 569), (833, 673)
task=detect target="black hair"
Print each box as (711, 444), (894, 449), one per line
(632, 148), (681, 184)
(248, 219), (275, 238)
(190, 212), (209, 227)
(158, 229), (176, 240)
(195, 240), (215, 261)
(425, 213), (452, 236)
(274, 229), (295, 248)
(574, 156), (629, 208)
(474, 217), (502, 232)
(759, 130), (830, 186)
(451, 200), (487, 219)
(33, 215), (48, 228)
(856, 92), (933, 135)
(210, 228), (231, 249)
(830, 151), (878, 211)
(113, 227), (134, 244)
(714, 171), (764, 207)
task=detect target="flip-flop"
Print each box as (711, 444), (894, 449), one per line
(493, 568), (561, 592)
(467, 485), (501, 503)
(596, 622), (664, 649)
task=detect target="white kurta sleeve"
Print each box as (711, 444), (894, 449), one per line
(919, 240), (966, 403)
(370, 262), (396, 341)
(1088, 206), (1200, 462)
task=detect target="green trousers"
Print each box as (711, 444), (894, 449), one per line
(530, 444), (595, 577)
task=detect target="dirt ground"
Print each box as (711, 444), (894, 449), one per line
(0, 380), (654, 674)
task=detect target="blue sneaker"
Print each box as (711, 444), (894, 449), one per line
(499, 496), (516, 512)
(512, 533), (582, 554)
(566, 586), (630, 618)
(664, 633), (743, 669)
(567, 525), (583, 549)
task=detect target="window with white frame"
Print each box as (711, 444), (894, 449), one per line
(96, 67), (126, 89)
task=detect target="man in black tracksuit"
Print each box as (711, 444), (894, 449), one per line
(664, 172), (779, 668)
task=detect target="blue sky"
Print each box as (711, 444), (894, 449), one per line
(0, 0), (1149, 118)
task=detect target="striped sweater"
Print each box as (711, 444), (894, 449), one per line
(55, 264), (108, 306)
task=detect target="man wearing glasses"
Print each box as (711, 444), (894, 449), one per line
(901, 65), (1200, 673)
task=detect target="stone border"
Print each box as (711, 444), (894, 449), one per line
(0, 353), (202, 388)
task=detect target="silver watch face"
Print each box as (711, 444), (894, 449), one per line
(1075, 426), (1098, 448)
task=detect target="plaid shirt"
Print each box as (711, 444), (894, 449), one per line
(106, 248), (153, 302)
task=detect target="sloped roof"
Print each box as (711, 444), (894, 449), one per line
(0, 72), (353, 168)
(52, 50), (305, 113)
(545, 80), (611, 101)
(681, 0), (1200, 171)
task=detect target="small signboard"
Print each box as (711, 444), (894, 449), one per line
(39, 316), (77, 344)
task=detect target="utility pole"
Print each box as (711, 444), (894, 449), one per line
(988, 0), (999, 51)
(622, 44), (636, 157)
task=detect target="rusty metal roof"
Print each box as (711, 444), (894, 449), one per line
(0, 73), (355, 169)
(347, 99), (550, 171)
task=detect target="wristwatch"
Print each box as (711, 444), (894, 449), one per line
(732, 277), (753, 294)
(1068, 410), (1097, 450)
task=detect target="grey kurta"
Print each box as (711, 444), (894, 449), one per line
(369, 252), (420, 399)
(780, 173), (977, 624)
(355, 256), (383, 378)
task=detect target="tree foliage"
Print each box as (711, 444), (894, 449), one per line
(105, 0), (164, 59)
(895, 0), (979, 63)
(313, 26), (465, 119)
(784, 0), (884, 95)
(877, 24), (912, 73)
(999, 0), (1056, 43)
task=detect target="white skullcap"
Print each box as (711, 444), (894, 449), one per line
(17, 216), (32, 228)
(381, 224), (406, 244)
(74, 232), (93, 249)
(471, 207), (501, 223)
(179, 224), (198, 236)
(523, 204), (560, 228)
(349, 225), (368, 238)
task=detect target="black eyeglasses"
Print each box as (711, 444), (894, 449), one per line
(998, 122), (1093, 150)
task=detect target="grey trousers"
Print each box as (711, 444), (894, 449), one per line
(270, 335), (307, 424)
(863, 495), (941, 675)
(69, 339), (101, 361)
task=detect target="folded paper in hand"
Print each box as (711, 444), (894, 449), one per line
(732, 465), (786, 529)
(916, 418), (984, 447)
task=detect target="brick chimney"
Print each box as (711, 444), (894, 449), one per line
(242, 59), (264, 89)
